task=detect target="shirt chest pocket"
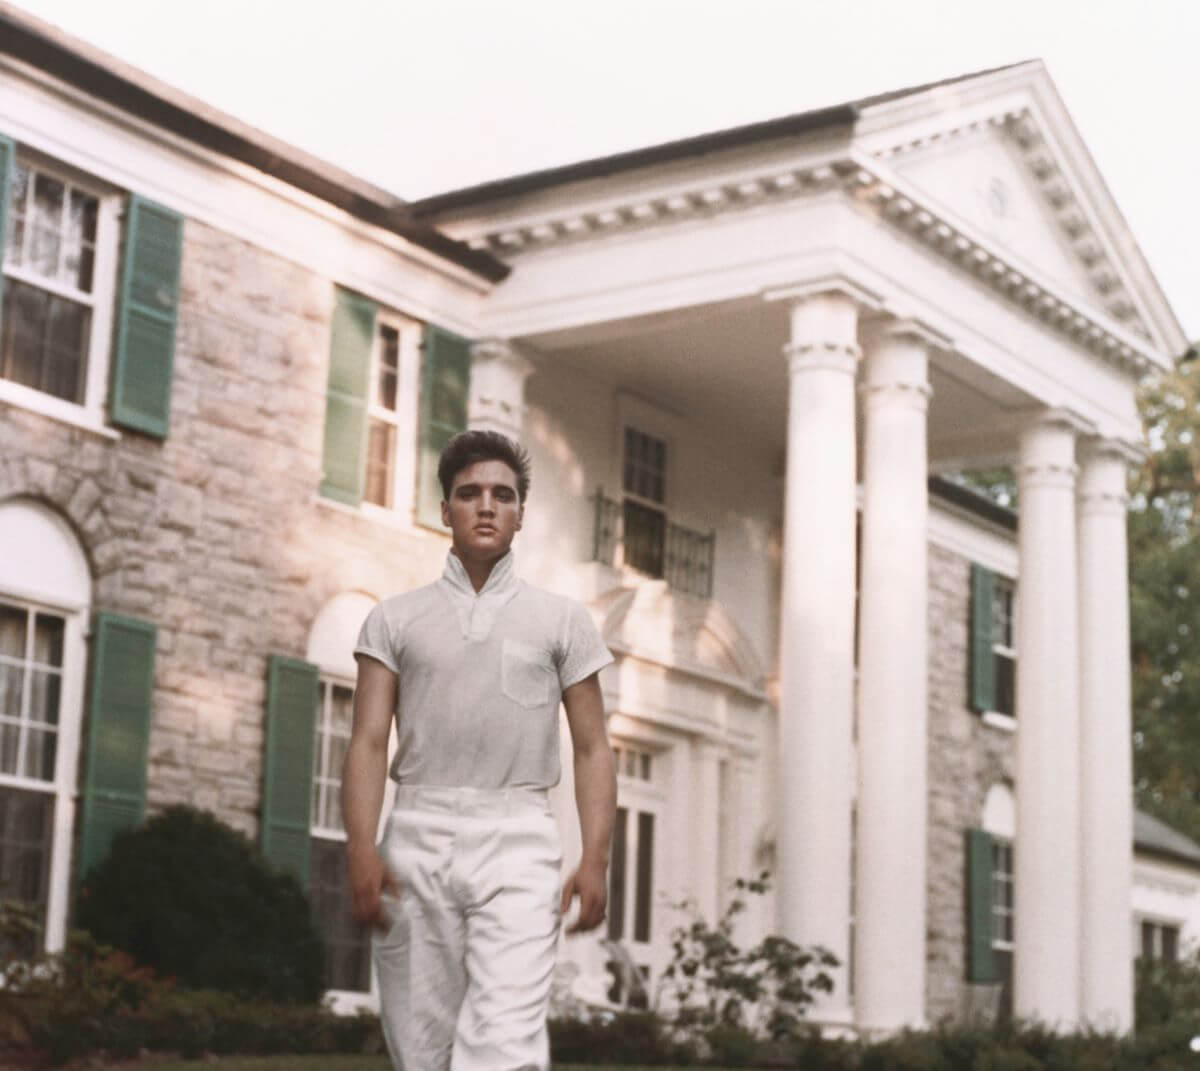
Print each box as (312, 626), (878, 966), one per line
(501, 639), (554, 708)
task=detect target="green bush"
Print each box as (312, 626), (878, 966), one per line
(1136, 951), (1200, 1031)
(549, 1011), (696, 1065)
(76, 805), (325, 1003)
(0, 929), (379, 1067)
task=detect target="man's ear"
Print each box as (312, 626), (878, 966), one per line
(516, 503), (524, 531)
(440, 499), (450, 528)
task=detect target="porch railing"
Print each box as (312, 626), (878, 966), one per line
(592, 489), (715, 599)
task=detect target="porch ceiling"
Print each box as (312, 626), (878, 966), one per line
(522, 296), (1036, 467)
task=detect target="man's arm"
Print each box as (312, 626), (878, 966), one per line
(560, 672), (616, 933)
(342, 655), (399, 930)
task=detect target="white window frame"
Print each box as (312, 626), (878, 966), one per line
(0, 592), (86, 958)
(983, 575), (1018, 731)
(359, 310), (421, 524)
(1137, 916), (1182, 962)
(0, 149), (122, 437)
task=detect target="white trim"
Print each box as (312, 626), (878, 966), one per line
(0, 377), (119, 439)
(0, 58), (490, 332)
(927, 497), (1018, 578)
(982, 712), (1017, 734)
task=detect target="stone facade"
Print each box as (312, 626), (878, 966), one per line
(925, 541), (1016, 1024)
(0, 219), (450, 838)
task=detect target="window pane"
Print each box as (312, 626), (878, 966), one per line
(608, 807), (628, 941)
(0, 280), (89, 403)
(0, 786), (53, 959)
(6, 164), (29, 266)
(30, 173), (64, 278)
(0, 605), (24, 659)
(1141, 920), (1154, 960)
(1162, 926), (1178, 963)
(377, 326), (399, 411)
(640, 753), (652, 780)
(364, 420), (395, 508)
(994, 654), (1015, 718)
(0, 666), (22, 721)
(0, 722), (20, 777)
(28, 670), (60, 728)
(330, 685), (353, 733)
(623, 500), (666, 577)
(33, 615), (64, 669)
(309, 837), (372, 992)
(633, 812), (655, 943)
(22, 727), (56, 783)
(65, 189), (98, 293)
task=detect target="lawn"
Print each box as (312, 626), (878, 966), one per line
(136, 1062), (704, 1071)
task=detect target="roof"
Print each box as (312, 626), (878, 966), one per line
(409, 61), (1032, 217)
(928, 475), (1018, 532)
(0, 2), (510, 283)
(1134, 809), (1200, 867)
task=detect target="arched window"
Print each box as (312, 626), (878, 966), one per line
(981, 783), (1015, 1018)
(0, 497), (90, 956)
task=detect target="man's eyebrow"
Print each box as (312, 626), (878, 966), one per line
(453, 481), (518, 495)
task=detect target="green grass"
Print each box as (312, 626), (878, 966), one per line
(137, 1061), (711, 1071)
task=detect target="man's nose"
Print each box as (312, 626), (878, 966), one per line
(478, 493), (496, 514)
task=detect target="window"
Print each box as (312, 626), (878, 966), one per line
(992, 579), (1016, 718)
(622, 427), (668, 578)
(990, 837), (1014, 1019)
(969, 565), (1017, 719)
(612, 744), (653, 782)
(363, 321), (412, 510)
(1139, 920), (1180, 963)
(0, 153), (122, 421)
(309, 677), (371, 994)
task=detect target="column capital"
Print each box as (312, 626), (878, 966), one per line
(860, 319), (940, 411)
(864, 315), (952, 355)
(1077, 439), (1139, 515)
(468, 338), (534, 441)
(1018, 410), (1087, 491)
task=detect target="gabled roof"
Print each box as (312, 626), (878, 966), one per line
(409, 61), (1028, 216)
(0, 1), (510, 283)
(1135, 809), (1200, 868)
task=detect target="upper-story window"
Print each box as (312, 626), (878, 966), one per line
(991, 578), (1016, 718)
(622, 426), (669, 578)
(362, 319), (414, 511)
(969, 565), (1017, 721)
(1, 157), (120, 416)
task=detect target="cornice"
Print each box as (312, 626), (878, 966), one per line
(459, 131), (1158, 376)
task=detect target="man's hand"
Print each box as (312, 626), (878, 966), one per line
(347, 841), (401, 932)
(561, 856), (608, 934)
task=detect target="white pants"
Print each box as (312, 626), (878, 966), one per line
(374, 785), (562, 1071)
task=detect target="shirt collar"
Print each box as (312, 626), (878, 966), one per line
(442, 548), (517, 597)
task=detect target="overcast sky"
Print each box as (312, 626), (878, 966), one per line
(13, 0), (1200, 342)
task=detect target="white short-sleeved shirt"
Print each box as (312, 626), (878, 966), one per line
(354, 550), (612, 791)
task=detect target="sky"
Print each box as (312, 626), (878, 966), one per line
(11, 0), (1200, 343)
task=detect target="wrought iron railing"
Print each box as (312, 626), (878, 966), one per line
(592, 489), (715, 599)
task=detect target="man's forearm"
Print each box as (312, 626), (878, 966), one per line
(574, 746), (617, 869)
(342, 737), (389, 851)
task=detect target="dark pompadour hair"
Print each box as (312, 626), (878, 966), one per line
(437, 430), (532, 503)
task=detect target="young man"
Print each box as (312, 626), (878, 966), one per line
(343, 429), (617, 1071)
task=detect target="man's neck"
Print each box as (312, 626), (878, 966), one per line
(453, 548), (504, 593)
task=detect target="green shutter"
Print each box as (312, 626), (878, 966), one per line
(0, 135), (13, 323)
(965, 828), (998, 983)
(80, 613), (157, 876)
(969, 563), (996, 713)
(262, 655), (319, 889)
(110, 196), (183, 439)
(319, 288), (377, 505)
(416, 325), (471, 528)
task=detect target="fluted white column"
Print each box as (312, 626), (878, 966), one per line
(776, 289), (861, 1020)
(468, 338), (534, 441)
(1014, 413), (1082, 1029)
(1078, 440), (1136, 1032)
(854, 322), (935, 1033)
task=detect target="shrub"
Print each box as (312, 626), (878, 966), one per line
(1136, 951), (1200, 1031)
(548, 1011), (696, 1065)
(76, 805), (324, 1003)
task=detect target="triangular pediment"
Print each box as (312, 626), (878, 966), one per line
(869, 108), (1152, 341)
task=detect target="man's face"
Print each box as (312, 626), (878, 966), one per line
(441, 459), (523, 562)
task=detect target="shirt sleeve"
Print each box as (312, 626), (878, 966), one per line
(557, 598), (614, 690)
(353, 602), (400, 675)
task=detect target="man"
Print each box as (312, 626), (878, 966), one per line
(344, 429), (617, 1071)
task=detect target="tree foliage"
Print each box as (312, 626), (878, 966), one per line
(1129, 352), (1200, 844)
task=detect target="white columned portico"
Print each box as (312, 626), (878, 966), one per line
(1077, 440), (1137, 1032)
(854, 322), (936, 1033)
(468, 338), (534, 441)
(774, 287), (863, 1019)
(1014, 413), (1084, 1029)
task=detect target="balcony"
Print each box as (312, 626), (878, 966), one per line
(591, 490), (715, 599)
